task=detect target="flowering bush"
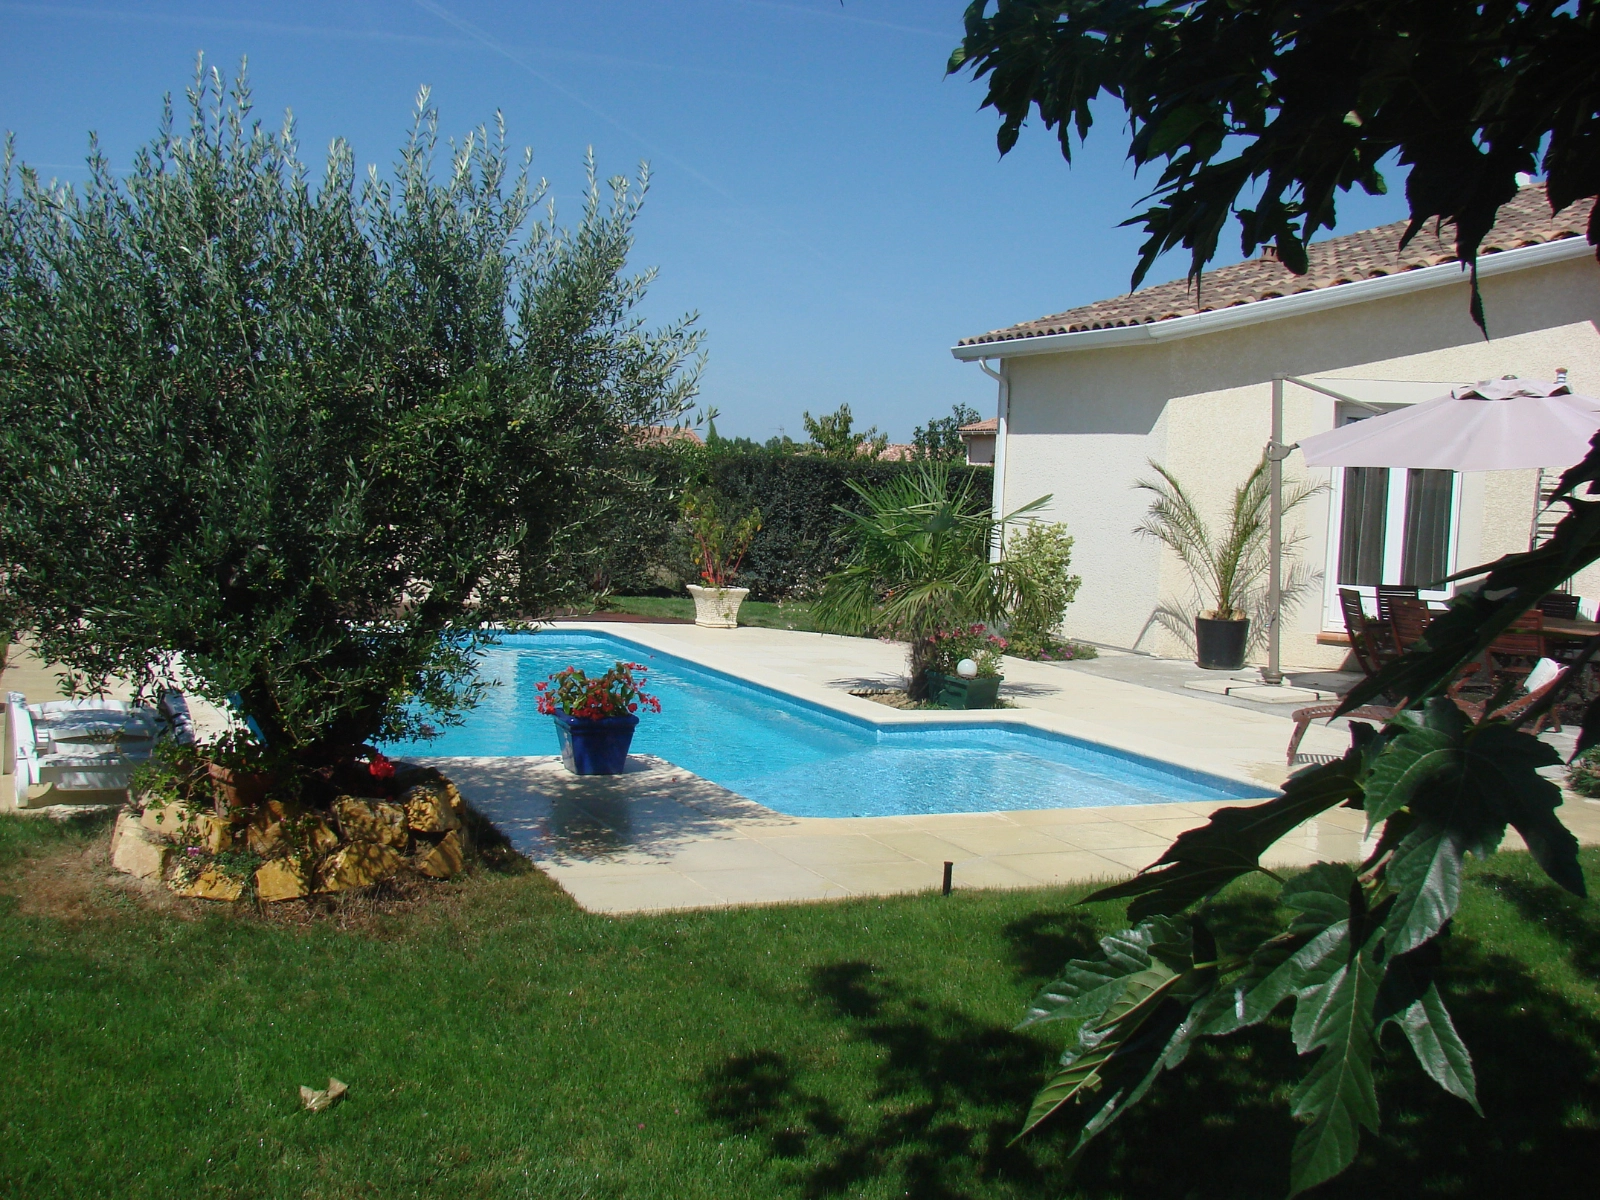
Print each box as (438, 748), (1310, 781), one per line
(926, 624), (1007, 677)
(536, 662), (662, 720)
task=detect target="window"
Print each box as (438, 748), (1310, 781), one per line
(1323, 410), (1460, 627)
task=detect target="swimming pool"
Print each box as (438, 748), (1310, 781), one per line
(389, 630), (1269, 818)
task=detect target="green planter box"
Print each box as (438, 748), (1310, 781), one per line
(926, 671), (1002, 710)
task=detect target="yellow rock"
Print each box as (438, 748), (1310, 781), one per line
(415, 830), (464, 878)
(111, 811), (171, 880)
(306, 816), (341, 854)
(442, 780), (465, 814)
(402, 785), (460, 834)
(254, 856), (310, 902)
(139, 800), (193, 838)
(332, 796), (408, 849)
(316, 841), (404, 893)
(246, 819), (284, 857)
(194, 813), (235, 854)
(178, 866), (244, 902)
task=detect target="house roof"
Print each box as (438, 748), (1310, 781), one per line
(632, 424), (704, 447)
(958, 184), (1595, 348)
(958, 417), (998, 436)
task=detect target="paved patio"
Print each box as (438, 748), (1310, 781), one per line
(422, 752), (1389, 914)
(9, 625), (1599, 908)
(412, 622), (1600, 913)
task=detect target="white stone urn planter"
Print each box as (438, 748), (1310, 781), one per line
(687, 584), (748, 628)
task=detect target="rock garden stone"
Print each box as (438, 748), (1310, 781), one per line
(333, 795), (408, 848)
(110, 811), (170, 881)
(415, 829), (464, 878)
(254, 856), (310, 902)
(316, 841), (404, 892)
(139, 800), (193, 837)
(402, 784), (460, 833)
(178, 866), (244, 902)
(193, 812), (235, 854)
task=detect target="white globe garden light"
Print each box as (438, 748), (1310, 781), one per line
(956, 658), (979, 679)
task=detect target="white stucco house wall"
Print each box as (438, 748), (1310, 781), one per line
(951, 184), (1600, 671)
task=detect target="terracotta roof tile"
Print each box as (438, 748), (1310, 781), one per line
(958, 184), (1595, 347)
(958, 417), (998, 434)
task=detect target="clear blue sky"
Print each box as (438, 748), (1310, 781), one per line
(1, 1), (1413, 441)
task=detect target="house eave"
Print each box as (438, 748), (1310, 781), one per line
(949, 237), (1596, 362)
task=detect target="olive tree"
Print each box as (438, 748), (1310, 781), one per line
(0, 63), (700, 760)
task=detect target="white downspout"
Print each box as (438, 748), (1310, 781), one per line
(977, 358), (1009, 561)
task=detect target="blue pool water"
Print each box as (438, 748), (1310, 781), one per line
(389, 631), (1268, 818)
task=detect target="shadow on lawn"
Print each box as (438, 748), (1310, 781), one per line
(700, 889), (1600, 1200)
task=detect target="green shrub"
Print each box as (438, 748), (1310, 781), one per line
(1004, 521), (1083, 652)
(574, 446), (994, 601)
(1569, 746), (1600, 797)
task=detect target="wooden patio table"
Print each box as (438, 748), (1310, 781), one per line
(1541, 615), (1600, 640)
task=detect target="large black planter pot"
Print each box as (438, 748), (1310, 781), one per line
(1195, 616), (1249, 670)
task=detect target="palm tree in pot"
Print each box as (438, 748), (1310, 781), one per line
(1135, 456), (1323, 670)
(812, 462), (1051, 700)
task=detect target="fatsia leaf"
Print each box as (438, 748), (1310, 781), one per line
(1288, 951), (1384, 1197)
(1393, 983), (1481, 1115)
(1018, 920), (1222, 1151)
(1084, 755), (1365, 919)
(1199, 920), (1350, 1039)
(1016, 962), (1184, 1138)
(1463, 726), (1586, 897)
(1281, 863), (1357, 936)
(1383, 825), (1464, 958)
(1362, 708), (1460, 831)
(1020, 917), (1189, 1028)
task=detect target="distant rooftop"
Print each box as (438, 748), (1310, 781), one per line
(958, 184), (1595, 348)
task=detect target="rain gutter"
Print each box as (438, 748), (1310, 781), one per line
(949, 236), (1595, 362)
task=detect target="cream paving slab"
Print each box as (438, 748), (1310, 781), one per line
(1025, 821), (1172, 853)
(810, 859), (954, 895)
(858, 829), (983, 865)
(983, 850), (1131, 886)
(751, 832), (918, 868)
(687, 864), (848, 904)
(933, 825), (1093, 857)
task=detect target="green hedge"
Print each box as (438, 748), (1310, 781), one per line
(579, 447), (994, 602)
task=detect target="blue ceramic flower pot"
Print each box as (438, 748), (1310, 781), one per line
(552, 712), (640, 775)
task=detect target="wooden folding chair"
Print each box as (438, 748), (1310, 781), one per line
(1538, 593), (1580, 620)
(1388, 597), (1434, 654)
(1375, 586), (1421, 623)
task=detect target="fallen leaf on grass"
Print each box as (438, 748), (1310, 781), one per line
(299, 1078), (348, 1112)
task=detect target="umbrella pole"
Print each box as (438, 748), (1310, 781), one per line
(1265, 376), (1285, 685)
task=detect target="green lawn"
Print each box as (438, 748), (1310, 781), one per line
(1, 813), (1597, 1199)
(600, 594), (827, 631)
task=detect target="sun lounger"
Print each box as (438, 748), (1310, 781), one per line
(6, 691), (193, 804)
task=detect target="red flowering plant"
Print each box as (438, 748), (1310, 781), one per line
(535, 661), (662, 721)
(925, 623), (1008, 677)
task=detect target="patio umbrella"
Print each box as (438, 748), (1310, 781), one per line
(1263, 374), (1600, 686)
(1297, 376), (1600, 471)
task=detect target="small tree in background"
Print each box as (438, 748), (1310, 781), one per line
(0, 63), (699, 762)
(912, 403), (982, 461)
(1003, 521), (1084, 657)
(802, 403), (888, 459)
